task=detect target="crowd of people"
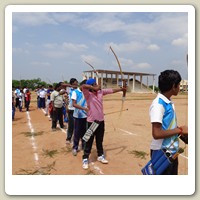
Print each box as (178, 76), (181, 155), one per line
(12, 70), (188, 174)
(12, 86), (31, 120)
(47, 78), (126, 169)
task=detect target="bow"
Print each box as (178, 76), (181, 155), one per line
(84, 61), (100, 78)
(109, 46), (126, 115)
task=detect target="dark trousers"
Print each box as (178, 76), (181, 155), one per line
(73, 118), (87, 150)
(15, 98), (19, 108)
(12, 103), (15, 120)
(52, 107), (64, 129)
(25, 100), (30, 111)
(37, 96), (40, 108)
(150, 149), (178, 175)
(82, 121), (105, 160)
(66, 110), (74, 141)
(24, 97), (27, 108)
(40, 97), (46, 109)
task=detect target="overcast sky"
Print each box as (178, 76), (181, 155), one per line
(12, 9), (188, 85)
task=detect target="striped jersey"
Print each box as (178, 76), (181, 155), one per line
(149, 93), (179, 154)
(71, 88), (87, 118)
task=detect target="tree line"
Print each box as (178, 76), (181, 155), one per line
(12, 78), (68, 90)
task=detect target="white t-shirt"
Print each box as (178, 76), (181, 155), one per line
(149, 93), (178, 153)
(50, 91), (63, 108)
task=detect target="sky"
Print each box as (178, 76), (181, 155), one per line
(12, 9), (188, 85)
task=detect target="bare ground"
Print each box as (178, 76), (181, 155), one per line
(12, 92), (188, 175)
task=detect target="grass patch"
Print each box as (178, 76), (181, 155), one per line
(41, 146), (72, 158)
(60, 146), (72, 154)
(16, 161), (56, 175)
(85, 169), (95, 175)
(21, 131), (44, 137)
(42, 149), (58, 158)
(128, 150), (148, 159)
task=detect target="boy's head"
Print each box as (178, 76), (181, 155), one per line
(80, 79), (87, 86)
(54, 83), (62, 91)
(158, 70), (182, 93)
(70, 78), (78, 89)
(79, 79), (87, 91)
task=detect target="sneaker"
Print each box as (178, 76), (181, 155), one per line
(82, 159), (89, 169)
(72, 149), (77, 156)
(66, 140), (71, 145)
(97, 155), (108, 164)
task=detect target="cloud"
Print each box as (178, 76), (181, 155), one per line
(40, 42), (88, 58)
(43, 43), (58, 49)
(171, 34), (188, 46)
(105, 41), (144, 53)
(135, 62), (151, 69)
(52, 13), (79, 23)
(85, 15), (125, 33)
(80, 54), (103, 68)
(62, 42), (88, 51)
(117, 57), (135, 70)
(147, 44), (160, 51)
(12, 12), (188, 82)
(13, 13), (58, 26)
(124, 13), (188, 44)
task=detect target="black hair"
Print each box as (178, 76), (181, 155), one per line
(58, 82), (63, 86)
(158, 70), (182, 93)
(54, 83), (60, 90)
(80, 79), (87, 86)
(70, 78), (78, 85)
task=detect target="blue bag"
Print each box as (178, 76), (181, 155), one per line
(141, 149), (174, 175)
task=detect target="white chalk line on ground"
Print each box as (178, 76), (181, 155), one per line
(118, 128), (137, 136)
(118, 128), (188, 160)
(41, 109), (104, 174)
(26, 111), (41, 169)
(41, 108), (67, 134)
(91, 162), (104, 174)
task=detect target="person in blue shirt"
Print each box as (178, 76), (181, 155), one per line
(149, 70), (188, 175)
(66, 78), (78, 144)
(71, 79), (88, 156)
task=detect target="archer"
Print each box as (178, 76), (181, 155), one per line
(81, 78), (126, 169)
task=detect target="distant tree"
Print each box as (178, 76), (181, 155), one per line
(12, 78), (71, 90)
(12, 78), (48, 90)
(12, 80), (21, 89)
(149, 85), (159, 93)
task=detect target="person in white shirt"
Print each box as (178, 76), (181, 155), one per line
(39, 85), (46, 109)
(50, 83), (65, 131)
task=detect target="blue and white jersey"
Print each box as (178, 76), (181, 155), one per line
(71, 88), (87, 119)
(149, 93), (179, 154)
(14, 88), (20, 97)
(67, 87), (75, 111)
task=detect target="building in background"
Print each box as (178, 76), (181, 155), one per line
(82, 69), (156, 93)
(180, 80), (188, 92)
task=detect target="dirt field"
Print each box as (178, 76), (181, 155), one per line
(12, 92), (188, 175)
